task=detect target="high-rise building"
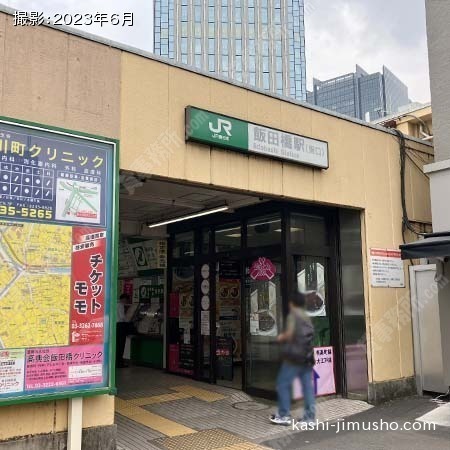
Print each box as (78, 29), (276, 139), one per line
(153, 0), (307, 100)
(307, 65), (410, 121)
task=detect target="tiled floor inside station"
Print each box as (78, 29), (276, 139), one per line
(115, 366), (372, 450)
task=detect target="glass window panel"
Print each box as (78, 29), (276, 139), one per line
(208, 38), (215, 53)
(222, 38), (228, 54)
(215, 223), (241, 252)
(295, 256), (330, 347)
(209, 54), (215, 71)
(221, 6), (228, 21)
(195, 6), (201, 21)
(181, 6), (188, 21)
(235, 24), (242, 39)
(201, 228), (211, 254)
(181, 37), (188, 53)
(249, 56), (256, 72)
(195, 39), (201, 53)
(248, 24), (255, 39)
(261, 8), (268, 24)
(172, 231), (194, 258)
(235, 55), (242, 71)
(235, 7), (242, 23)
(276, 72), (283, 90)
(236, 39), (242, 55)
(290, 213), (328, 246)
(247, 214), (282, 248)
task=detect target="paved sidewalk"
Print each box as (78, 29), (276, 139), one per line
(262, 396), (450, 450)
(115, 366), (372, 450)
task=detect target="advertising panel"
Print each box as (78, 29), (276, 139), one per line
(0, 118), (117, 404)
(293, 346), (336, 398)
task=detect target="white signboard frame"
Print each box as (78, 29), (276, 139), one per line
(370, 248), (405, 288)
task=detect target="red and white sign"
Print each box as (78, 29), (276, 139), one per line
(70, 227), (106, 345)
(249, 257), (276, 281)
(293, 346), (336, 398)
(370, 248), (405, 288)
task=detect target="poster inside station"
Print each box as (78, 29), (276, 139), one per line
(0, 120), (115, 401)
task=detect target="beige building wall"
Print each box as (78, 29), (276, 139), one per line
(395, 106), (433, 140)
(119, 52), (433, 387)
(0, 7), (433, 442)
(0, 12), (119, 441)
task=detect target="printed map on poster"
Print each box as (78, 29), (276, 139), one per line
(55, 180), (101, 224)
(0, 120), (115, 403)
(0, 221), (71, 349)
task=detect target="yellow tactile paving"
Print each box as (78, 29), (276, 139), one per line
(217, 444), (271, 450)
(127, 391), (192, 406)
(130, 411), (197, 437)
(155, 429), (247, 450)
(115, 397), (196, 437)
(171, 385), (226, 402)
(114, 398), (144, 417)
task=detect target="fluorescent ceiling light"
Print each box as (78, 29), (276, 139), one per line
(216, 226), (241, 234)
(274, 227), (303, 233)
(148, 205), (229, 228)
(225, 233), (241, 238)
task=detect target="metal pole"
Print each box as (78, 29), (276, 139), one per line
(67, 397), (83, 450)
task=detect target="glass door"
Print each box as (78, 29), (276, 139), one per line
(244, 256), (283, 396)
(214, 259), (243, 389)
(294, 256), (331, 347)
(167, 263), (195, 376)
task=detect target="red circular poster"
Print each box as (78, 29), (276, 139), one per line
(249, 257), (276, 281)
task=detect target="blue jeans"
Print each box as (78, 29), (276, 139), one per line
(276, 362), (316, 419)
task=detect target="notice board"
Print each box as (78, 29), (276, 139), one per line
(370, 248), (405, 288)
(0, 117), (118, 405)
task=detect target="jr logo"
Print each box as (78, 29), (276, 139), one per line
(208, 118), (232, 137)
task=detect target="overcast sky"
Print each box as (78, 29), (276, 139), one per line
(4, 0), (430, 103)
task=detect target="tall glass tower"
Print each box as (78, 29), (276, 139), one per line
(153, 0), (307, 101)
(307, 65), (410, 121)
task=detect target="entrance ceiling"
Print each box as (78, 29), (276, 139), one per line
(119, 176), (262, 225)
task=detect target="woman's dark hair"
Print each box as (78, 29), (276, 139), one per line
(290, 290), (306, 308)
(120, 293), (130, 301)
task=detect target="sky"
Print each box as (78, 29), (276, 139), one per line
(3, 0), (431, 103)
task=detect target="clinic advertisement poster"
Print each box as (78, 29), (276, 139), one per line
(70, 228), (107, 345)
(0, 118), (117, 403)
(293, 346), (336, 399)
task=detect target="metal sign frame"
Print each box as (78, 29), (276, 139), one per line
(0, 115), (119, 406)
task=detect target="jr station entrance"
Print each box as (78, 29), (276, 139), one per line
(117, 174), (368, 400)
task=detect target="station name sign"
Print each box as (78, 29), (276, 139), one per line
(185, 106), (329, 169)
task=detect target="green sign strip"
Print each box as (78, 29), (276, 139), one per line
(185, 106), (329, 169)
(186, 106), (249, 153)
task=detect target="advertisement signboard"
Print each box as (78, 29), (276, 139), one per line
(293, 346), (336, 399)
(0, 117), (118, 405)
(185, 106), (329, 169)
